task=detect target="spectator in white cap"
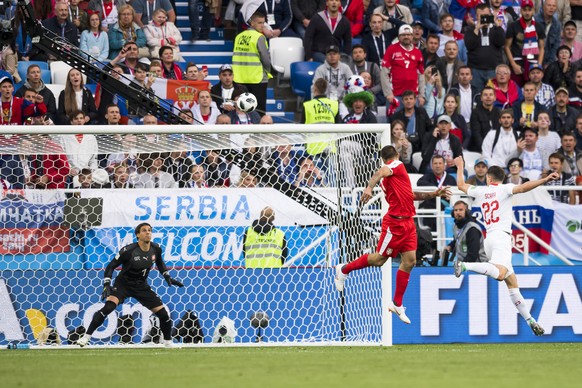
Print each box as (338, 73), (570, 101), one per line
(380, 24), (426, 109)
(420, 114), (463, 173)
(211, 64), (248, 114)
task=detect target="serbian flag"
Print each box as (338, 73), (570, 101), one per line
(149, 78), (211, 111)
(0, 190), (69, 254)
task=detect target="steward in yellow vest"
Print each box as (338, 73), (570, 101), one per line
(303, 77), (339, 157)
(243, 207), (287, 268)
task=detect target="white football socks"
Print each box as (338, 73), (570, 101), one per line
(463, 262), (500, 280)
(508, 288), (532, 321)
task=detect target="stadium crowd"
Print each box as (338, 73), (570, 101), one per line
(0, 0), (581, 205)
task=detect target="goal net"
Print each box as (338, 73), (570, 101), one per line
(0, 124), (391, 346)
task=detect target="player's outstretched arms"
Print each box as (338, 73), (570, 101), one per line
(513, 172), (560, 194)
(360, 165), (392, 204)
(454, 156), (470, 193)
(163, 272), (184, 287)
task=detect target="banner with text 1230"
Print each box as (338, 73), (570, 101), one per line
(0, 190), (69, 254)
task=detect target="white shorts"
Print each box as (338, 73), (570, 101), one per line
(484, 230), (514, 277)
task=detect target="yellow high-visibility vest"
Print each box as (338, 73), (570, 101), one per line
(303, 97), (338, 155)
(232, 29), (271, 84)
(244, 227), (285, 268)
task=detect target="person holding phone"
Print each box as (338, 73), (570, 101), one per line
(464, 3), (505, 91)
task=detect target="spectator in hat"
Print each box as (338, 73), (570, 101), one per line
(506, 157), (530, 184)
(535, 0), (561, 67)
(361, 13), (398, 67)
(0, 76), (47, 126)
(467, 158), (488, 186)
(420, 114), (463, 173)
(543, 45), (576, 90)
(313, 45), (353, 100)
(411, 21), (426, 50)
(304, 0), (352, 63)
(380, 24), (426, 108)
(464, 3), (505, 92)
(211, 64), (248, 114)
(504, 0), (546, 87)
(549, 88), (579, 135)
(561, 20), (582, 63)
(527, 63), (555, 110)
(481, 109), (521, 168)
(517, 127), (551, 180)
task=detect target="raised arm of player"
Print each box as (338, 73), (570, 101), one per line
(360, 165), (392, 204)
(454, 156), (470, 193)
(513, 172), (560, 194)
(413, 187), (452, 201)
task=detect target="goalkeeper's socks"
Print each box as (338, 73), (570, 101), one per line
(393, 270), (410, 307)
(463, 262), (500, 280)
(155, 308), (173, 341)
(508, 288), (532, 321)
(342, 254), (369, 275)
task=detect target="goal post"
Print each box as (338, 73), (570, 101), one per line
(0, 123), (395, 346)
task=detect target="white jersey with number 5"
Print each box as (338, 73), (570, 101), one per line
(467, 183), (516, 234)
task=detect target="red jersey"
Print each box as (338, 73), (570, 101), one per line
(379, 160), (415, 217)
(381, 43), (424, 96)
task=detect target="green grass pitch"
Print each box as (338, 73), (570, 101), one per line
(1, 343), (581, 388)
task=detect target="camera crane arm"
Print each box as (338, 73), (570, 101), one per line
(16, 0), (189, 125)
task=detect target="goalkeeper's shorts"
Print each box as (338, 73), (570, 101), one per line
(112, 280), (164, 310)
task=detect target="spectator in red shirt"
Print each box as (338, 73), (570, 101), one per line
(380, 24), (426, 109)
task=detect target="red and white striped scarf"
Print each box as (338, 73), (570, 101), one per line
(520, 16), (539, 57)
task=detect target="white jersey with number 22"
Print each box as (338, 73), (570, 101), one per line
(467, 183), (516, 235)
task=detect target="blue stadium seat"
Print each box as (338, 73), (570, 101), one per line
(290, 61), (320, 111)
(40, 69), (51, 84)
(85, 83), (97, 96)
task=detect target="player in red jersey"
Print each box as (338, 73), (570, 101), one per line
(381, 24), (425, 106)
(334, 145), (450, 324)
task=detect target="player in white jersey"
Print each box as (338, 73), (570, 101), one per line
(452, 156), (559, 336)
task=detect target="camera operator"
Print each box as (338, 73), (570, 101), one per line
(442, 200), (488, 264)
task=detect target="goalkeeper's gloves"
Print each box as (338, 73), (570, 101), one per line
(101, 278), (112, 300)
(164, 273), (184, 287)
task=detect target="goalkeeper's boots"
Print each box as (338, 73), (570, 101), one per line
(164, 340), (177, 348)
(453, 259), (464, 278)
(77, 334), (90, 347)
(388, 301), (411, 324)
(528, 318), (545, 336)
(334, 264), (348, 292)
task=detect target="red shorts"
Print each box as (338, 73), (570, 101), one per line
(376, 215), (417, 258)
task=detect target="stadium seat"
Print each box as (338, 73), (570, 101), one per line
(45, 84), (65, 108)
(85, 83), (97, 96)
(40, 69), (51, 84)
(409, 173), (423, 188)
(411, 152), (423, 172)
(270, 37), (304, 85)
(290, 61), (320, 111)
(50, 61), (87, 85)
